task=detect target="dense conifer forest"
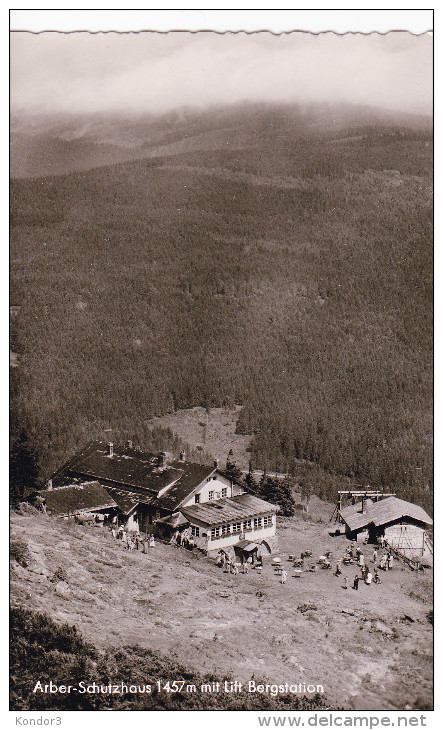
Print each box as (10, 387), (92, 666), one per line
(10, 104), (433, 511)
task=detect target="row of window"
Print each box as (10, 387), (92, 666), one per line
(196, 487), (228, 504)
(209, 514), (273, 540)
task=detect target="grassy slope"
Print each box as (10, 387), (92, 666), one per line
(10, 509), (433, 711)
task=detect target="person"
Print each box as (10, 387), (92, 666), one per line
(365, 570), (372, 585)
(388, 554), (394, 570)
(111, 526), (117, 539)
(334, 561), (342, 576)
(380, 554), (387, 570)
(358, 553), (365, 569)
(374, 570), (381, 584)
(280, 569), (287, 584)
(353, 575), (360, 591)
(372, 549), (378, 563)
(149, 534), (155, 548)
(242, 562), (249, 574)
(342, 576), (348, 589)
(380, 536), (386, 548)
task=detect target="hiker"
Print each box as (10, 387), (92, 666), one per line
(373, 549), (378, 563)
(280, 569), (287, 584)
(342, 576), (348, 590)
(365, 570), (372, 585)
(374, 570), (381, 584)
(353, 575), (360, 591)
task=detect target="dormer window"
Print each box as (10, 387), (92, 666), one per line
(208, 490), (215, 501)
(195, 493), (200, 504)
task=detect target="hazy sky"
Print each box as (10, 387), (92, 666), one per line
(10, 31), (432, 116)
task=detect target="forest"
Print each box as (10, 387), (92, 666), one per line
(10, 103), (433, 511)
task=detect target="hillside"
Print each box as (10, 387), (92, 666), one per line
(10, 509), (433, 711)
(10, 103), (433, 509)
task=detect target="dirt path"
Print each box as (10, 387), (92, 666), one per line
(11, 511), (432, 710)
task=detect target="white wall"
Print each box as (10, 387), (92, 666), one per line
(186, 513), (276, 553)
(180, 472), (234, 508)
(385, 524), (426, 553)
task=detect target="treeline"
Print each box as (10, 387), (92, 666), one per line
(10, 110), (432, 512)
(10, 607), (326, 711)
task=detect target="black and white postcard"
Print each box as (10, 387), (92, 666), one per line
(9, 9), (434, 721)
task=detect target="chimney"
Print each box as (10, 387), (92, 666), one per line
(179, 449), (186, 462)
(226, 449), (234, 470)
(157, 451), (166, 469)
(127, 440), (133, 449)
(47, 479), (53, 491)
(107, 442), (114, 457)
(214, 458), (219, 469)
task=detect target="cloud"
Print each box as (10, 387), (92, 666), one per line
(10, 31), (432, 116)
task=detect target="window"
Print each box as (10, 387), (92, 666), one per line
(211, 526), (220, 539)
(221, 524), (231, 536)
(221, 487), (228, 498)
(208, 491), (215, 501)
(253, 517), (263, 530)
(195, 493), (200, 504)
(232, 522), (242, 534)
(263, 515), (272, 527)
(244, 519), (252, 530)
(191, 525), (200, 537)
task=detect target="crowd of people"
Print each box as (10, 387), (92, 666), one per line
(109, 522), (156, 552)
(333, 542), (395, 590)
(105, 518), (397, 594)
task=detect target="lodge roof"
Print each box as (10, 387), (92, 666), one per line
(50, 440), (221, 512)
(36, 481), (117, 517)
(155, 460), (217, 510)
(339, 496), (433, 533)
(104, 486), (157, 515)
(181, 493), (278, 526)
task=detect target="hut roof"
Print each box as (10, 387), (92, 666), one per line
(50, 440), (218, 511)
(37, 481), (117, 517)
(156, 512), (189, 527)
(181, 493), (278, 526)
(339, 496), (432, 532)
